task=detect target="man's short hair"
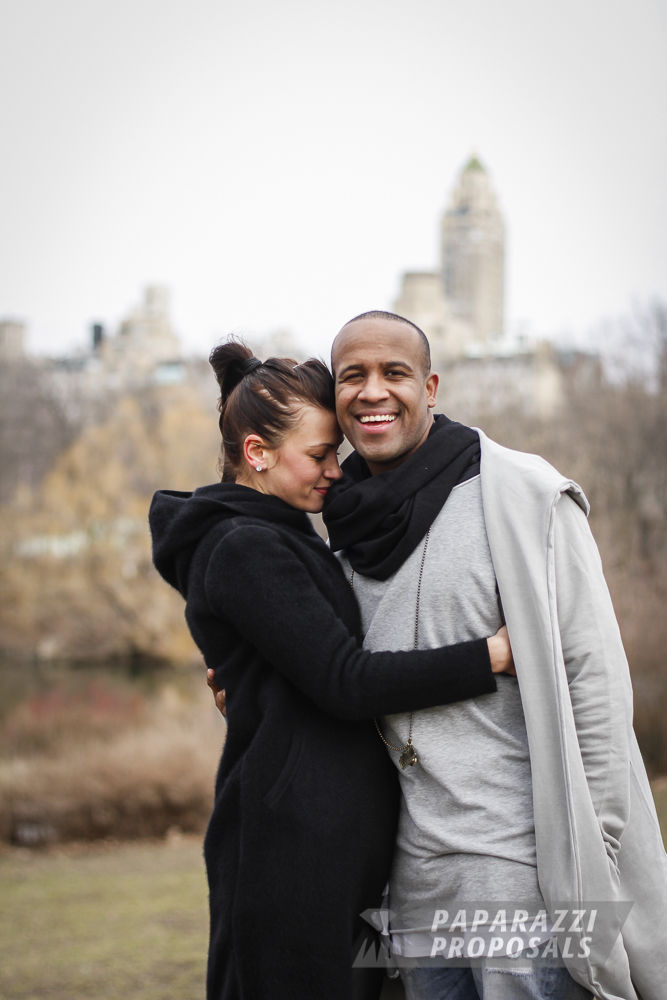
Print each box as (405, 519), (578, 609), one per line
(338, 310), (431, 374)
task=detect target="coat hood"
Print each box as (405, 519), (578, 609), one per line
(149, 482), (311, 596)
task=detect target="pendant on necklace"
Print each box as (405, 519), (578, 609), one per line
(399, 740), (418, 769)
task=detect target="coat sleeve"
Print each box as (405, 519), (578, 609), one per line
(204, 523), (497, 720)
(553, 494), (634, 859)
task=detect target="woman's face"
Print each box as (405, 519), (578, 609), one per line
(260, 405), (343, 512)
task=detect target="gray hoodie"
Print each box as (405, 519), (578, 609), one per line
(478, 430), (667, 1000)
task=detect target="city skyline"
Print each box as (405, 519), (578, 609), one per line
(1, 0), (666, 361)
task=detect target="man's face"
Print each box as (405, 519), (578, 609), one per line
(331, 318), (438, 474)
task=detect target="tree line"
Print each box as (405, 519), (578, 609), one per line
(1, 305), (665, 771)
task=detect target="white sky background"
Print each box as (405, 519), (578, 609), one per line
(1, 0), (666, 360)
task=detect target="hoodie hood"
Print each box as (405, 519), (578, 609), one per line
(149, 482), (313, 596)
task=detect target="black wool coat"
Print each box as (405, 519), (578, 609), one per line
(149, 483), (495, 1000)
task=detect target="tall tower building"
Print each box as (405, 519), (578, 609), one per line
(440, 155), (505, 345)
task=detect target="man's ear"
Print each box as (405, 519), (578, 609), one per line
(425, 372), (439, 408)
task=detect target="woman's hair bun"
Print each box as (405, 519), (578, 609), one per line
(209, 339), (256, 407)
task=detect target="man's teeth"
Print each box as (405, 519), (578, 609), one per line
(359, 414), (396, 424)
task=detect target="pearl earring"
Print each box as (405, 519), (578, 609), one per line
(255, 465), (263, 472)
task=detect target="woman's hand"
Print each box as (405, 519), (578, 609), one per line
(487, 625), (516, 676)
(206, 668), (227, 716)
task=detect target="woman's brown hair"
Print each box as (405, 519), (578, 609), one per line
(209, 339), (335, 481)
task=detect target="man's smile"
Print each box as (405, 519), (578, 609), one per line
(357, 413), (397, 425)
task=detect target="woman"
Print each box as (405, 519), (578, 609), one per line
(149, 341), (513, 1000)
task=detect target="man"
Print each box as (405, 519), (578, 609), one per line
(321, 310), (667, 1000)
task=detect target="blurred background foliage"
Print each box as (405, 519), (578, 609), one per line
(0, 307), (666, 852)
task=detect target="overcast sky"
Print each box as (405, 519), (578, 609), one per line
(1, 0), (666, 360)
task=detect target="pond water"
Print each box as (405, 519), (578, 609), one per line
(0, 655), (204, 728)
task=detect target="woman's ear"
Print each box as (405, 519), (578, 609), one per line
(242, 434), (274, 472)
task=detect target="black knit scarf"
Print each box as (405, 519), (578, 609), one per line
(323, 414), (480, 580)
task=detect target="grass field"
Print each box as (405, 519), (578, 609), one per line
(1, 789), (665, 1000)
(0, 836), (209, 1000)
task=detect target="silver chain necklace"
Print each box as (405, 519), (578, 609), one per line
(349, 527), (431, 769)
